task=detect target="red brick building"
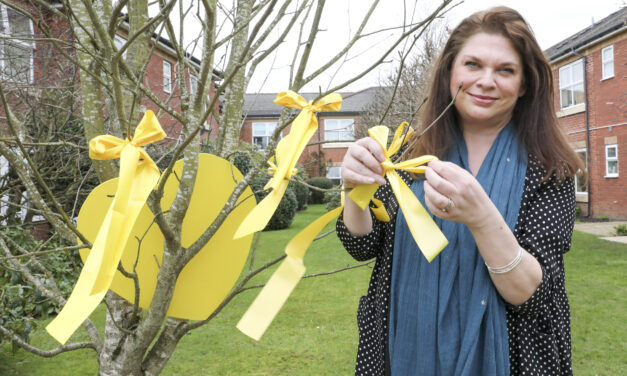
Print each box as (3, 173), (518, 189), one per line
(242, 87), (380, 182)
(545, 7), (626, 219)
(0, 0), (219, 230)
(0, 0), (219, 140)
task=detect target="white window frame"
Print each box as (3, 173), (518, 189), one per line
(326, 166), (342, 183)
(189, 74), (198, 95)
(0, 4), (34, 84)
(113, 34), (127, 59)
(323, 118), (354, 148)
(605, 144), (618, 178)
(163, 60), (172, 93)
(558, 59), (584, 110)
(574, 148), (587, 195)
(601, 45), (614, 80)
(252, 121), (278, 150)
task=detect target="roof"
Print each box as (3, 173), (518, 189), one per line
(243, 86), (384, 119)
(544, 6), (627, 61)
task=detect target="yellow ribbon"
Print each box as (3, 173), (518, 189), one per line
(233, 90), (342, 239)
(46, 110), (166, 344)
(237, 124), (421, 340)
(349, 124), (448, 262)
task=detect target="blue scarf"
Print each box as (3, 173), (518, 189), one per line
(388, 122), (527, 375)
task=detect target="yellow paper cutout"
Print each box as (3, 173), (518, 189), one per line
(72, 154), (254, 322)
(349, 124), (448, 261)
(46, 111), (166, 344)
(233, 91), (342, 239)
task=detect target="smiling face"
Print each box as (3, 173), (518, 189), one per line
(450, 32), (525, 132)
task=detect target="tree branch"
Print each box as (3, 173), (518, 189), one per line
(0, 325), (97, 357)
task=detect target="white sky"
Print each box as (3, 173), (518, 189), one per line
(241, 0), (624, 93)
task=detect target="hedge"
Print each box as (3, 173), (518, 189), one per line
(249, 175), (298, 230)
(307, 177), (334, 204)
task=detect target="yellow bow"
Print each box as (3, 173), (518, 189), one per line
(236, 124), (419, 341)
(233, 90), (342, 239)
(349, 124), (448, 262)
(46, 110), (165, 344)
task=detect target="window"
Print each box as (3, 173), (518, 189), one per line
(601, 45), (614, 80)
(189, 74), (198, 95)
(113, 35), (127, 59)
(574, 148), (587, 194)
(0, 5), (34, 83)
(163, 60), (172, 93)
(326, 166), (341, 184)
(558, 59), (584, 109)
(252, 122), (278, 150)
(605, 144), (618, 177)
(324, 118), (354, 142)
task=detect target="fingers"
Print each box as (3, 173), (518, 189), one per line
(424, 181), (452, 216)
(424, 161), (458, 198)
(341, 137), (387, 187)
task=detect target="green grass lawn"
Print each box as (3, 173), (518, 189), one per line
(0, 205), (625, 375)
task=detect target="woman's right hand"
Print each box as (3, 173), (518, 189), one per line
(341, 137), (387, 189)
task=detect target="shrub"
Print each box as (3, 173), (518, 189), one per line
(324, 189), (342, 211)
(307, 177), (334, 204)
(575, 205), (582, 218)
(249, 175), (298, 230)
(0, 228), (79, 347)
(232, 152), (252, 176)
(614, 224), (627, 236)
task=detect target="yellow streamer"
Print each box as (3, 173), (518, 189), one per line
(46, 110), (165, 344)
(237, 123), (427, 340)
(349, 124), (448, 262)
(233, 90), (342, 239)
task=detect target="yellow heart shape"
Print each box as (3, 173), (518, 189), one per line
(77, 153), (255, 320)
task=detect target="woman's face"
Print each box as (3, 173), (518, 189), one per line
(449, 32), (525, 131)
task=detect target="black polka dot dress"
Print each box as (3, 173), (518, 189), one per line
(337, 155), (575, 376)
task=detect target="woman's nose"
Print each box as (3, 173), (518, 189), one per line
(476, 69), (496, 88)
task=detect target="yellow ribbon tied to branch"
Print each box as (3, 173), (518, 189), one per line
(237, 123), (425, 340)
(349, 124), (448, 262)
(233, 90), (342, 239)
(46, 110), (166, 344)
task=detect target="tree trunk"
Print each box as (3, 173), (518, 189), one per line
(216, 0), (252, 157)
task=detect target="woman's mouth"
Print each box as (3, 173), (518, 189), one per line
(469, 93), (497, 105)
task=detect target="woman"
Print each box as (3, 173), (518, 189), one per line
(337, 7), (582, 376)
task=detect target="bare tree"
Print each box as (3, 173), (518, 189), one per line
(0, 0), (455, 374)
(359, 23), (449, 137)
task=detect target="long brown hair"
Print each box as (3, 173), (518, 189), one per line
(407, 6), (583, 183)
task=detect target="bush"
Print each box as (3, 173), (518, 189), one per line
(307, 177), (334, 204)
(324, 189), (342, 211)
(614, 224), (627, 236)
(249, 175), (298, 230)
(292, 168), (310, 211)
(0, 228), (79, 347)
(575, 205), (582, 218)
(232, 152), (252, 176)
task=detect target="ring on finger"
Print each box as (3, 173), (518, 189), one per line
(441, 197), (454, 212)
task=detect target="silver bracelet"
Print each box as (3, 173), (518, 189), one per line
(485, 246), (524, 274)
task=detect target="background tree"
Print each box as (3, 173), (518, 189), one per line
(359, 24), (449, 137)
(0, 0), (455, 374)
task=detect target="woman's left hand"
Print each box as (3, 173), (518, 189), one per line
(423, 160), (495, 230)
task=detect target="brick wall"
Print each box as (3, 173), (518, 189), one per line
(553, 32), (627, 219)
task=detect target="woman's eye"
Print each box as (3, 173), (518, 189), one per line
(464, 61), (478, 68)
(500, 67), (515, 74)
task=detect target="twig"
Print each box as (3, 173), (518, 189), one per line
(0, 244), (89, 262)
(397, 82), (462, 162)
(0, 324), (96, 357)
